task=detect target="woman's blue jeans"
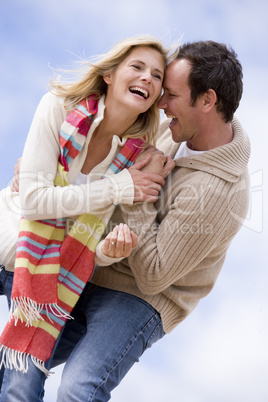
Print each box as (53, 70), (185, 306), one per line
(0, 283), (165, 401)
(0, 265), (14, 390)
(0, 265), (13, 308)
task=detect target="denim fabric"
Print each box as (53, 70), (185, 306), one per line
(0, 284), (165, 402)
(57, 284), (165, 401)
(0, 265), (14, 391)
(0, 364), (47, 402)
(0, 265), (13, 309)
(0, 320), (62, 402)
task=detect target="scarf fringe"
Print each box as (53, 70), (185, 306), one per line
(0, 345), (51, 377)
(10, 298), (72, 326)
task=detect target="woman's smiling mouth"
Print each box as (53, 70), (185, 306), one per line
(129, 86), (149, 99)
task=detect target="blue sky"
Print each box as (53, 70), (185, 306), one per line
(0, 1), (267, 401)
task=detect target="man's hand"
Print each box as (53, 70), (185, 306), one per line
(10, 157), (21, 192)
(101, 223), (138, 258)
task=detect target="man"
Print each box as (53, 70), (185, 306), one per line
(52, 40), (250, 401)
(1, 41), (250, 401)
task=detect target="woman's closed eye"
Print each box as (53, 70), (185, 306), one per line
(131, 63), (162, 81)
(131, 64), (142, 70)
(152, 73), (162, 81)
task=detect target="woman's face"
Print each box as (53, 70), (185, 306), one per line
(104, 46), (165, 115)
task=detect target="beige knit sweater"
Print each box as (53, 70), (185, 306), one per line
(91, 117), (251, 333)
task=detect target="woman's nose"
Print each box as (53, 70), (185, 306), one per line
(140, 70), (152, 83)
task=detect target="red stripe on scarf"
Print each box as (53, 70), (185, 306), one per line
(0, 319), (56, 363)
(62, 139), (81, 159)
(17, 241), (60, 257)
(11, 269), (58, 304)
(60, 237), (95, 282)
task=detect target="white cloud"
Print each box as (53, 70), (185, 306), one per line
(111, 293), (268, 401)
(0, 1), (267, 401)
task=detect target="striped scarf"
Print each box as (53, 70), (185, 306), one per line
(0, 96), (144, 375)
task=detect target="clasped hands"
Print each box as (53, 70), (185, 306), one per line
(101, 146), (175, 259)
(128, 145), (175, 203)
(10, 146), (175, 259)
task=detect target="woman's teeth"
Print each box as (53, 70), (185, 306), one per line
(129, 87), (149, 99)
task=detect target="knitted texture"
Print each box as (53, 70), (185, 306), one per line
(0, 96), (144, 374)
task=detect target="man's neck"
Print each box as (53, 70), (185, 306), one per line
(187, 121), (233, 151)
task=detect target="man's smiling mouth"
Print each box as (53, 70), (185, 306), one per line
(166, 115), (178, 128)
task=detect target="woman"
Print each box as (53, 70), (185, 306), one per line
(0, 35), (177, 400)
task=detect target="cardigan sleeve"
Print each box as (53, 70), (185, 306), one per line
(19, 93), (134, 220)
(120, 173), (240, 296)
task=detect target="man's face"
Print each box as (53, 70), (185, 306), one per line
(157, 59), (203, 144)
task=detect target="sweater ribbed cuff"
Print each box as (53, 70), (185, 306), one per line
(108, 169), (134, 206)
(95, 240), (124, 267)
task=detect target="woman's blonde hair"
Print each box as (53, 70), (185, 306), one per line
(49, 35), (180, 143)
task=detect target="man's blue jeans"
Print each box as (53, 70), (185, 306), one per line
(0, 283), (165, 401)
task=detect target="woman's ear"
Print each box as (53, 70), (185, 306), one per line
(103, 74), (112, 85)
(202, 89), (217, 112)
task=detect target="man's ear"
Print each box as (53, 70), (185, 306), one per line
(202, 89), (217, 112)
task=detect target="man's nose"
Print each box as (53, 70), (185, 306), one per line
(157, 94), (166, 109)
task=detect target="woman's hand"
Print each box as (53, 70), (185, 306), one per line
(10, 157), (21, 192)
(134, 145), (175, 178)
(139, 146), (175, 178)
(128, 155), (165, 203)
(101, 223), (138, 258)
